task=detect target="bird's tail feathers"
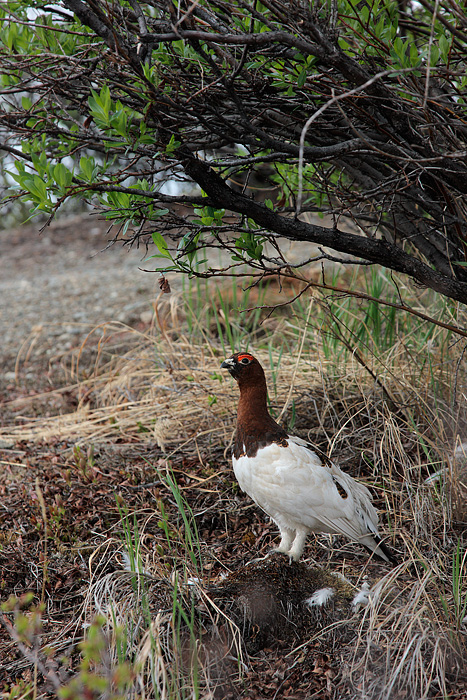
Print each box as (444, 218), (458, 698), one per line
(362, 534), (398, 565)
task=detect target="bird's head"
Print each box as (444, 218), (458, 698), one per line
(221, 352), (263, 381)
(221, 352), (282, 437)
(221, 352), (265, 386)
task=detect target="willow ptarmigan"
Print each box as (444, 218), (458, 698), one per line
(221, 351), (396, 564)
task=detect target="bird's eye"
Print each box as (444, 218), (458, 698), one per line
(240, 357), (250, 365)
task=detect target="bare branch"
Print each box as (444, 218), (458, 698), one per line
(183, 154), (467, 304)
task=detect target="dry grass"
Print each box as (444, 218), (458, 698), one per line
(1, 278), (467, 699)
(349, 564), (462, 700)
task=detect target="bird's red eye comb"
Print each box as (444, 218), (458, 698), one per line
(237, 353), (254, 363)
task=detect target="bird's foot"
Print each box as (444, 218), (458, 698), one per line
(272, 547), (298, 564)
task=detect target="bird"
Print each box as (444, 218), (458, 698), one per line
(221, 351), (397, 564)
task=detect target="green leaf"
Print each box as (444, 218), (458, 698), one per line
(4, 22), (18, 51)
(409, 42), (419, 66)
(53, 163), (71, 189)
(439, 34), (451, 63)
(151, 231), (172, 259)
(430, 44), (440, 66)
(22, 175), (48, 201)
(165, 134), (181, 154)
(79, 156), (95, 181)
(88, 86), (112, 126)
(297, 69), (307, 88)
(110, 101), (129, 137)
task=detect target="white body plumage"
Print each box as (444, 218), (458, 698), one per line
(233, 435), (389, 562)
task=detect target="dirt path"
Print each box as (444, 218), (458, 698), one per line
(0, 214), (160, 380)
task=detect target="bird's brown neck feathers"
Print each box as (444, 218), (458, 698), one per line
(233, 365), (288, 459)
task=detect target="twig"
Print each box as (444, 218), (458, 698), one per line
(423, 0), (440, 110)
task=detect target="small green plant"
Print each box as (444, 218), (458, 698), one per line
(1, 592), (40, 641)
(46, 493), (70, 543)
(72, 444), (97, 481)
(160, 466), (203, 578)
(179, 263), (283, 353)
(116, 498), (146, 577)
(450, 540), (467, 632)
(59, 616), (134, 700)
(113, 470), (206, 697)
(1, 678), (35, 700)
(1, 596), (135, 700)
(116, 497), (153, 635)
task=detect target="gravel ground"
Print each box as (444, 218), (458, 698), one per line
(0, 214), (161, 381)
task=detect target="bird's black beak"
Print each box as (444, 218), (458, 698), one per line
(221, 357), (236, 375)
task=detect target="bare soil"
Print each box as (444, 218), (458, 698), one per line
(0, 214), (159, 378)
